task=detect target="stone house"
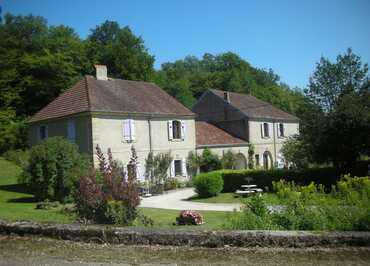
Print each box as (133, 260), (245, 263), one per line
(28, 65), (299, 180)
(192, 89), (299, 169)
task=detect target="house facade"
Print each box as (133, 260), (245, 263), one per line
(28, 65), (299, 180)
(28, 65), (196, 180)
(192, 89), (299, 169)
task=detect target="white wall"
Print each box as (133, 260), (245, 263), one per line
(91, 114), (196, 178)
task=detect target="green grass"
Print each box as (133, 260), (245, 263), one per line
(0, 157), (229, 229)
(0, 157), (73, 223)
(188, 192), (280, 205)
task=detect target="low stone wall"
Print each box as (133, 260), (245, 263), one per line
(0, 220), (369, 248)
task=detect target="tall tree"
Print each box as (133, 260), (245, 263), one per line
(86, 20), (155, 81)
(301, 48), (370, 169)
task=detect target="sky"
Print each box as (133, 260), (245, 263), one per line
(2, 0), (369, 89)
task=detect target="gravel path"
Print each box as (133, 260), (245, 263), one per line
(140, 188), (241, 211)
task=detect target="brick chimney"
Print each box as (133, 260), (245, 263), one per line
(224, 91), (230, 103)
(95, 65), (108, 80)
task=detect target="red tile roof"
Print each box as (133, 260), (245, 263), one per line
(211, 89), (299, 122)
(196, 121), (248, 147)
(30, 75), (194, 122)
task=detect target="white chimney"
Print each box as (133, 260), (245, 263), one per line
(95, 65), (108, 80)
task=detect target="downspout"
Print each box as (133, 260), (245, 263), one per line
(148, 117), (153, 153)
(273, 120), (277, 168)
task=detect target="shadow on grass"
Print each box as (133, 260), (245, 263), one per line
(0, 183), (32, 194)
(0, 183), (38, 203)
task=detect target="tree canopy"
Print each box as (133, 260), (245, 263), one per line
(155, 52), (305, 113)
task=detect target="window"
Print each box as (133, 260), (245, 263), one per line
(262, 122), (270, 138)
(172, 120), (181, 139)
(170, 159), (187, 177)
(278, 123), (285, 137)
(67, 120), (76, 143)
(123, 119), (135, 142)
(39, 125), (48, 140)
(168, 120), (185, 140)
(174, 160), (182, 176)
(255, 154), (260, 166)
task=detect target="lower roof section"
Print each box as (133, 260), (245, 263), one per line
(195, 121), (248, 148)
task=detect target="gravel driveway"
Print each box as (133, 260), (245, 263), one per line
(140, 188), (241, 211)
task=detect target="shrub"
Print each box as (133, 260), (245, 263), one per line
(220, 150), (237, 169)
(22, 137), (90, 202)
(176, 210), (204, 225)
(218, 162), (369, 193)
(199, 148), (221, 172)
(164, 178), (177, 191)
(193, 172), (223, 198)
(3, 149), (30, 169)
(74, 146), (141, 225)
(224, 176), (370, 231)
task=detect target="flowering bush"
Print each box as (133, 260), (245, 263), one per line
(74, 145), (140, 225)
(176, 210), (204, 225)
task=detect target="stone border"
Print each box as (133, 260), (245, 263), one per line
(1, 220), (369, 248)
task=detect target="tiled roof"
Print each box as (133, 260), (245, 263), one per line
(30, 75), (194, 122)
(211, 89), (299, 122)
(196, 121), (247, 147)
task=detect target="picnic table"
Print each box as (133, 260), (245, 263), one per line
(235, 184), (263, 197)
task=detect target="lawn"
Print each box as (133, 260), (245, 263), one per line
(0, 158), (229, 229)
(188, 192), (280, 205)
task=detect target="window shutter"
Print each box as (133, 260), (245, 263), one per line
(168, 120), (173, 140)
(123, 120), (130, 141)
(181, 158), (187, 177)
(277, 123), (280, 138)
(67, 120), (76, 142)
(180, 120), (186, 140)
(170, 160), (175, 177)
(129, 119), (135, 141)
(260, 124), (265, 138)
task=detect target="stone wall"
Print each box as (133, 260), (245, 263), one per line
(1, 220), (369, 248)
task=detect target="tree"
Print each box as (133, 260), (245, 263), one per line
(281, 135), (311, 169)
(221, 150), (237, 169)
(301, 48), (370, 170)
(86, 20), (155, 81)
(199, 148), (221, 172)
(155, 52), (305, 112)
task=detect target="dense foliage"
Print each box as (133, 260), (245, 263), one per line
(193, 172), (224, 198)
(208, 162), (369, 193)
(225, 176), (370, 231)
(155, 52), (305, 110)
(22, 137), (90, 202)
(297, 48), (370, 170)
(74, 145), (140, 225)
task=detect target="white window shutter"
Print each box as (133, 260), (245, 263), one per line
(181, 158), (187, 177)
(180, 120), (186, 140)
(170, 160), (175, 177)
(123, 120), (130, 141)
(261, 124), (265, 138)
(129, 119), (135, 141)
(277, 123), (280, 138)
(168, 120), (173, 140)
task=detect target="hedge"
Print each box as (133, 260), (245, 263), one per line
(193, 172), (224, 198)
(215, 161), (370, 192)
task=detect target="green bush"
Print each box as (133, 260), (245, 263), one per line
(224, 176), (370, 231)
(164, 178), (178, 191)
(22, 137), (90, 202)
(3, 149), (30, 169)
(193, 172), (223, 198)
(217, 162), (369, 193)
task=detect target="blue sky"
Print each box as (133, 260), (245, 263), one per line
(2, 0), (369, 89)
